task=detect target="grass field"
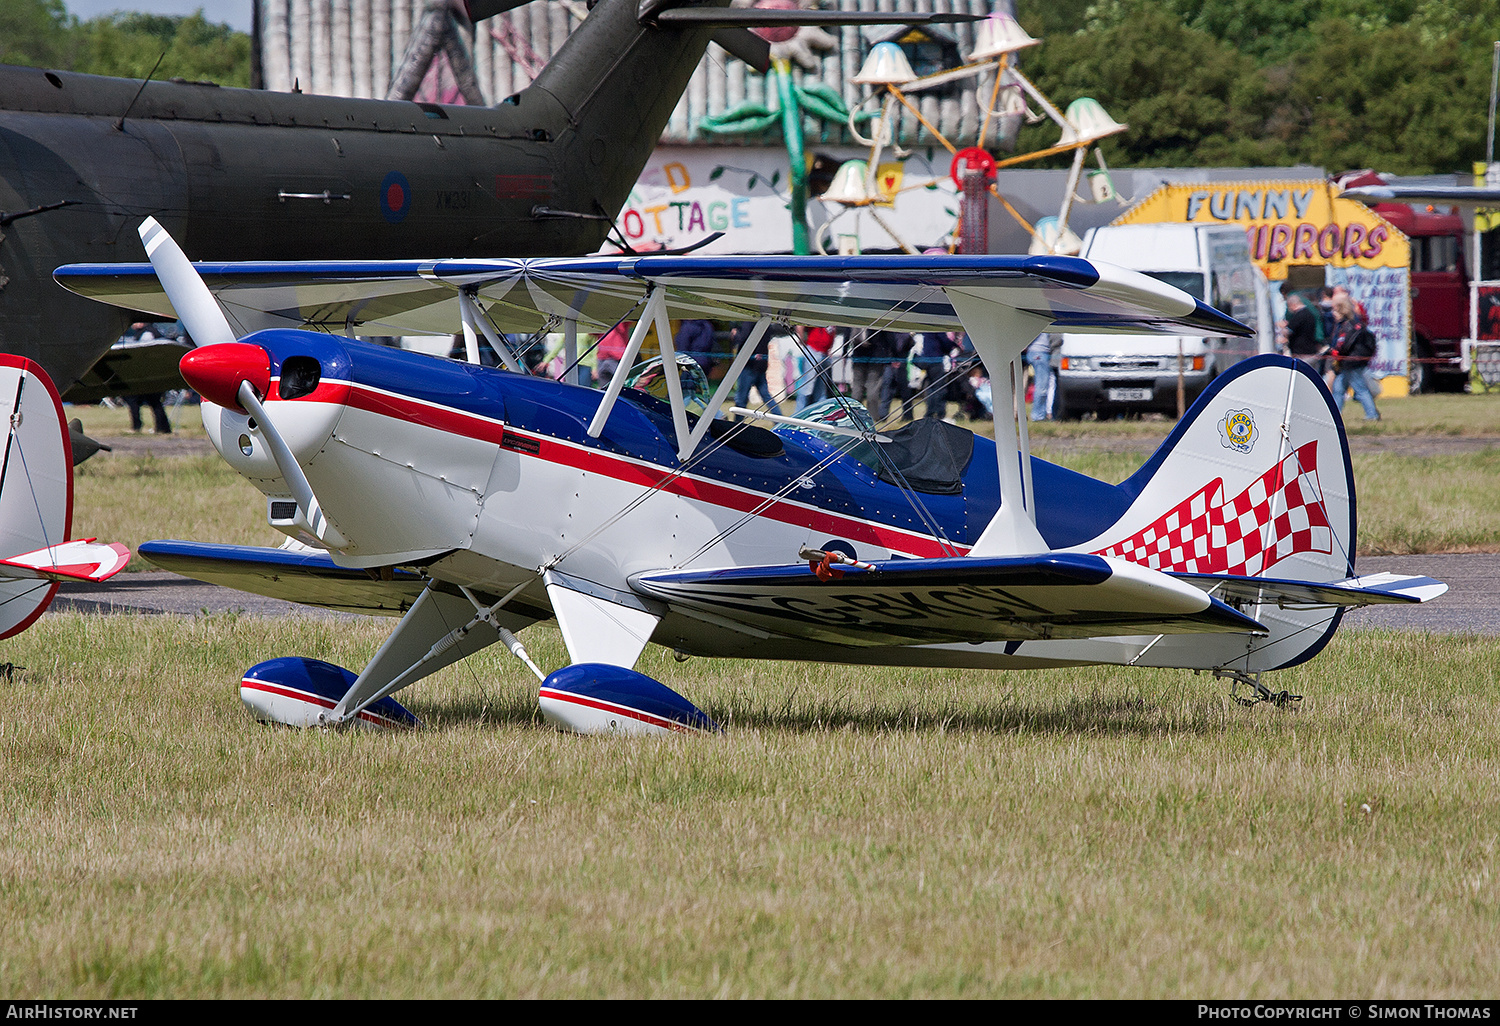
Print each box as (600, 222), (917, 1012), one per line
(73, 454), (285, 568)
(66, 401), (206, 440)
(22, 392), (1496, 997)
(1, 614), (1496, 998)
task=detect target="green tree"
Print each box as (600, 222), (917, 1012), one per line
(1050, 1), (1423, 60)
(1017, 7), (1279, 167)
(0, 0), (77, 69)
(1263, 19), (1492, 174)
(1014, 0), (1500, 172)
(73, 12), (251, 86)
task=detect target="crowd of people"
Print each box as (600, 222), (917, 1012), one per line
(1280, 284), (1381, 421)
(770, 325), (994, 423)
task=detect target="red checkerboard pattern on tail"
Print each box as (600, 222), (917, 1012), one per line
(1093, 442), (1332, 577)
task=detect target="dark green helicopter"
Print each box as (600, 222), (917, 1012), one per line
(0, 0), (980, 395)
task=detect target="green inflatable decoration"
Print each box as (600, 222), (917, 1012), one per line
(700, 59), (873, 255)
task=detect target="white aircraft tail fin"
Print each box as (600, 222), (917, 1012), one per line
(0, 356), (77, 637)
(1070, 355), (1360, 672)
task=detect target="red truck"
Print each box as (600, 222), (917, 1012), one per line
(1338, 170), (1469, 392)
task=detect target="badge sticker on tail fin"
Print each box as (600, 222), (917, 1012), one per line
(1219, 408), (1257, 454)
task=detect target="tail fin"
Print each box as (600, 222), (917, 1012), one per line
(530, 0), (718, 230)
(1064, 355), (1358, 671)
(0, 355), (75, 637)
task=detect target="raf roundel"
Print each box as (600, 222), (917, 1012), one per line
(380, 170), (411, 224)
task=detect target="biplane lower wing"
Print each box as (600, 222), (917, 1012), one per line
(138, 540), (428, 616)
(631, 553), (1265, 647)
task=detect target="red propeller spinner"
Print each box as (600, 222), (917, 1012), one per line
(179, 343), (271, 413)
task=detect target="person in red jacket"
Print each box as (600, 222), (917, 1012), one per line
(1329, 292), (1380, 421)
(794, 325), (835, 412)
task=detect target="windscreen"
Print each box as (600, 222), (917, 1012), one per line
(1142, 271), (1206, 300)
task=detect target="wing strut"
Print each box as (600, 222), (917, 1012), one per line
(945, 290), (1051, 556)
(457, 288), (526, 374)
(647, 289), (693, 456)
(678, 316), (771, 460)
(587, 287), (665, 439)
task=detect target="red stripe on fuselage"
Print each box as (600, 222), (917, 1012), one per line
(267, 378), (350, 406)
(286, 380), (962, 558)
(345, 385), (506, 445)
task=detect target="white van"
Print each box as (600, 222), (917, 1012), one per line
(1053, 223), (1274, 419)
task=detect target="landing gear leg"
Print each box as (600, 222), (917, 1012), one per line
(1215, 668), (1302, 708)
(328, 582), (537, 724)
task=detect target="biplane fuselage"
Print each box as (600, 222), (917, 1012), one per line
(181, 328), (1342, 673)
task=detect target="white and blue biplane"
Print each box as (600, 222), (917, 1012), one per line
(53, 219), (1445, 733)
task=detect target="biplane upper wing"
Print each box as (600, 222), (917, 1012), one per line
(1342, 184), (1500, 210)
(54, 253), (1249, 339)
(631, 553), (1266, 647)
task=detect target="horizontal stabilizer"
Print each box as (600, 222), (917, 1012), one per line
(632, 553), (1265, 648)
(0, 539), (130, 583)
(1173, 571), (1449, 608)
(138, 540), (426, 616)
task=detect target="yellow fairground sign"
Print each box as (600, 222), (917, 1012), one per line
(1113, 181), (1408, 280)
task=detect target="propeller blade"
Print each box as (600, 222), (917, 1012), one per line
(137, 217), (237, 347)
(236, 380), (348, 549)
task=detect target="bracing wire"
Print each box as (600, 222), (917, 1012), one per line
(2, 374), (58, 560)
(523, 275), (981, 573)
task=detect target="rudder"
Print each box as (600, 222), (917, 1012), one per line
(0, 355), (73, 638)
(1064, 355), (1356, 672)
